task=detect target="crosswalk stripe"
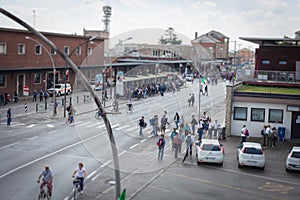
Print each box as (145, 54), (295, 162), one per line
(47, 124), (54, 128)
(27, 124), (36, 128)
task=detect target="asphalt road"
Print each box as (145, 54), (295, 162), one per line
(1, 80), (299, 200)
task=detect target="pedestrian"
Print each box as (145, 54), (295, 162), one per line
(190, 115), (197, 135)
(266, 125), (272, 147)
(7, 107), (12, 126)
(157, 134), (166, 160)
(33, 89), (37, 102)
(272, 127), (278, 147)
(178, 130), (185, 153)
(213, 120), (219, 139)
(39, 89), (43, 101)
(43, 91), (48, 102)
(174, 112), (180, 129)
(208, 119), (213, 139)
(13, 91), (18, 103)
(183, 122), (191, 136)
(179, 115), (185, 130)
(160, 115), (167, 134)
(182, 133), (194, 163)
(151, 115), (159, 136)
(164, 110), (169, 126)
(204, 84), (208, 96)
(138, 116), (145, 137)
(173, 131), (181, 158)
(72, 162), (87, 194)
(261, 125), (267, 146)
(170, 128), (177, 151)
(197, 119), (204, 141)
(240, 125), (249, 144)
(190, 93), (195, 106)
(187, 94), (191, 106)
(68, 104), (76, 124)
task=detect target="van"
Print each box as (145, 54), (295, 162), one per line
(48, 83), (72, 97)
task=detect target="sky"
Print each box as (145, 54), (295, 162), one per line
(1, 0), (300, 50)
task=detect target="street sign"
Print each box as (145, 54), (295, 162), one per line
(23, 86), (29, 96)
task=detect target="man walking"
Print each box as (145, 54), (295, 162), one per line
(173, 132), (181, 158)
(182, 133), (194, 163)
(138, 116), (145, 137)
(7, 107), (12, 126)
(157, 134), (166, 160)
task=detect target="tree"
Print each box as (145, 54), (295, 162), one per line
(159, 27), (182, 45)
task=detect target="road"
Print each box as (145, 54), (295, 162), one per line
(1, 80), (299, 200)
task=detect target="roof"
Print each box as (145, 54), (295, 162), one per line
(192, 34), (220, 43)
(242, 142), (262, 148)
(207, 30), (229, 39)
(239, 37), (300, 46)
(291, 146), (300, 151)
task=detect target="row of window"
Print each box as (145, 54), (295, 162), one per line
(0, 43), (93, 56)
(261, 59), (287, 65)
(152, 50), (179, 57)
(234, 107), (283, 123)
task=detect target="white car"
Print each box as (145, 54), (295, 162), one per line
(237, 142), (265, 170)
(286, 146), (300, 172)
(185, 74), (194, 82)
(89, 80), (102, 91)
(48, 83), (72, 97)
(195, 139), (225, 166)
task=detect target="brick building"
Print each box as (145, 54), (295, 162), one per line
(0, 28), (105, 99)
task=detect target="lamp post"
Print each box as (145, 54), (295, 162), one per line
(63, 36), (97, 118)
(25, 36), (57, 115)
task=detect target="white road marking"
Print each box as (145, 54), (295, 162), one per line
(0, 142), (20, 150)
(75, 121), (92, 127)
(27, 124), (36, 128)
(91, 171), (103, 181)
(118, 150), (126, 156)
(48, 131), (57, 134)
(46, 124), (54, 128)
(129, 143), (138, 149)
(0, 133), (101, 180)
(140, 139), (147, 143)
(87, 171), (96, 179)
(101, 160), (111, 168)
(10, 123), (25, 127)
(115, 124), (130, 130)
(27, 136), (38, 140)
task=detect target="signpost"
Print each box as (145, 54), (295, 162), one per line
(23, 86), (29, 96)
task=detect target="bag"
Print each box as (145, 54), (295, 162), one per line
(157, 138), (162, 146)
(244, 129), (249, 136)
(143, 122), (147, 128)
(261, 129), (264, 135)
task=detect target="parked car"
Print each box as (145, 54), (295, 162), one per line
(47, 83), (72, 97)
(89, 80), (102, 91)
(285, 146), (300, 172)
(237, 142), (265, 170)
(195, 139), (225, 166)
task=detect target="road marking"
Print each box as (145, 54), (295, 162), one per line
(0, 142), (20, 150)
(91, 171), (103, 181)
(27, 124), (36, 128)
(27, 136), (38, 140)
(86, 123), (100, 128)
(0, 133), (101, 180)
(101, 160), (111, 168)
(140, 139), (147, 143)
(115, 124), (130, 130)
(118, 150), (126, 156)
(10, 123), (25, 127)
(75, 121), (92, 127)
(48, 131), (57, 134)
(129, 143), (138, 149)
(87, 171), (96, 179)
(46, 124), (55, 128)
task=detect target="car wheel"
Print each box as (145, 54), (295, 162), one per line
(238, 162), (242, 168)
(285, 167), (291, 172)
(219, 162), (223, 167)
(261, 166), (265, 170)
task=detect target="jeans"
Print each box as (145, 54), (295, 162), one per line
(76, 177), (84, 191)
(174, 143), (180, 158)
(158, 147), (164, 160)
(139, 126), (144, 136)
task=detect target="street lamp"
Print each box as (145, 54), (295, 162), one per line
(63, 35), (97, 118)
(25, 36), (57, 115)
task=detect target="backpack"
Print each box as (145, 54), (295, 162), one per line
(186, 135), (192, 145)
(157, 138), (162, 146)
(244, 129), (249, 136)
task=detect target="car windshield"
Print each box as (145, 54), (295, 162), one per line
(244, 147), (262, 154)
(202, 144), (220, 151)
(291, 151), (300, 158)
(55, 85), (63, 88)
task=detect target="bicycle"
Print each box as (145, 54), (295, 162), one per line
(72, 179), (81, 200)
(38, 184), (50, 200)
(95, 110), (102, 119)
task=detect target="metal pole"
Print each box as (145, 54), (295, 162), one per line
(0, 8), (121, 199)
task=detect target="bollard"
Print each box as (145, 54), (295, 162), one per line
(84, 95), (86, 102)
(62, 98), (64, 106)
(45, 101), (47, 110)
(69, 97), (72, 105)
(77, 96), (79, 104)
(25, 103), (28, 112)
(36, 103), (38, 112)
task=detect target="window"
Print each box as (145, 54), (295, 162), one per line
(233, 107), (247, 121)
(75, 47), (81, 55)
(35, 44), (42, 55)
(251, 108), (265, 122)
(34, 73), (41, 84)
(269, 109), (283, 123)
(51, 48), (56, 55)
(64, 46), (69, 55)
(0, 43), (7, 54)
(279, 60), (287, 65)
(18, 43), (25, 54)
(87, 47), (92, 56)
(261, 60), (270, 64)
(0, 75), (6, 87)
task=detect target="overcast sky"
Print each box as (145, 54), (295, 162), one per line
(1, 0), (300, 50)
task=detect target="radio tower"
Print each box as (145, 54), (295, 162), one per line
(102, 5), (112, 32)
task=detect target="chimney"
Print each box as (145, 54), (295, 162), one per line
(195, 32), (198, 39)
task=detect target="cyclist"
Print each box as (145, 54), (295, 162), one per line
(72, 162), (86, 194)
(37, 165), (53, 198)
(127, 99), (133, 112)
